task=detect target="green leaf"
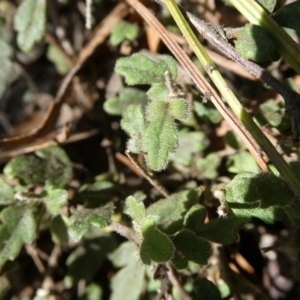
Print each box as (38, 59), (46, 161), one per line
(121, 104), (146, 153)
(103, 88), (147, 116)
(273, 1), (300, 30)
(142, 98), (189, 171)
(109, 242), (145, 300)
(170, 130), (207, 166)
(259, 99), (284, 127)
(115, 53), (177, 85)
(0, 205), (36, 263)
(68, 203), (114, 242)
(42, 186), (68, 215)
(125, 196), (146, 231)
(193, 278), (222, 300)
(147, 83), (170, 102)
(65, 234), (117, 287)
(50, 215), (69, 244)
(14, 0), (46, 53)
(227, 152), (260, 174)
(231, 24), (275, 62)
(196, 153), (222, 179)
(79, 283), (102, 300)
(140, 216), (175, 264)
(257, 0), (277, 13)
(47, 45), (70, 74)
(172, 229), (210, 269)
(110, 20), (139, 46)
(169, 98), (190, 121)
(0, 38), (14, 97)
(0, 178), (16, 205)
(194, 101), (222, 124)
(195, 215), (246, 244)
(183, 204), (207, 231)
(226, 172), (296, 223)
(146, 190), (200, 235)
(4, 146), (73, 188)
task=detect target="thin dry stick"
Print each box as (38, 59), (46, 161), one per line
(125, 150), (170, 198)
(124, 0), (269, 173)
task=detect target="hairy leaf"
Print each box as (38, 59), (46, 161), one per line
(110, 20), (139, 46)
(196, 153), (222, 179)
(115, 53), (177, 85)
(227, 152), (259, 174)
(104, 88), (147, 116)
(14, 0), (46, 52)
(68, 203), (114, 242)
(146, 190), (199, 235)
(140, 216), (175, 264)
(0, 205), (36, 263)
(42, 186), (68, 215)
(121, 104), (146, 153)
(257, 0), (277, 13)
(172, 229), (210, 269)
(0, 178), (16, 205)
(125, 196), (145, 233)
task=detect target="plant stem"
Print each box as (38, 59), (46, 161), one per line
(228, 0), (300, 75)
(163, 0), (300, 197)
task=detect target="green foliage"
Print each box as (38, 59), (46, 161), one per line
(79, 283), (103, 300)
(50, 215), (69, 244)
(230, 24), (275, 62)
(121, 104), (146, 153)
(257, 0), (277, 13)
(4, 146), (73, 188)
(68, 203), (114, 242)
(140, 216), (175, 264)
(196, 153), (222, 179)
(0, 205), (36, 263)
(0, 38), (14, 97)
(258, 99), (284, 127)
(104, 88), (147, 116)
(0, 178), (15, 205)
(109, 242), (145, 300)
(47, 45), (70, 74)
(146, 189), (200, 235)
(125, 195), (145, 234)
(172, 229), (210, 269)
(65, 232), (117, 287)
(194, 101), (222, 124)
(226, 172), (300, 223)
(117, 53), (191, 170)
(193, 278), (222, 300)
(42, 186), (68, 215)
(273, 1), (300, 30)
(116, 53), (177, 85)
(14, 0), (46, 52)
(227, 152), (260, 173)
(110, 20), (139, 46)
(170, 129), (208, 167)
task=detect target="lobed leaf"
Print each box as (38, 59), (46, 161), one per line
(115, 53), (177, 85)
(68, 203), (114, 242)
(140, 216), (175, 264)
(110, 20), (139, 46)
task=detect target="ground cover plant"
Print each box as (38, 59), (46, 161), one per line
(1, 0), (300, 299)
